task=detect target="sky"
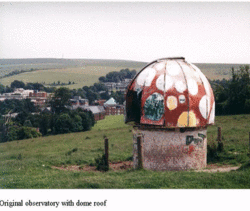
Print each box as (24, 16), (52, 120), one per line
(0, 2), (250, 63)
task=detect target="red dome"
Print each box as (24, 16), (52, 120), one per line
(125, 57), (215, 128)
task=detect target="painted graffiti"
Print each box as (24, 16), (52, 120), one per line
(144, 93), (164, 121)
(186, 133), (206, 145)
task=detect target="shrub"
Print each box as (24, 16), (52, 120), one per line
(95, 154), (109, 172)
(3, 125), (41, 142)
(18, 126), (42, 140)
(207, 142), (219, 163)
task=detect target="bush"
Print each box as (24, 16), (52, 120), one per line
(18, 126), (42, 140)
(3, 125), (41, 142)
(207, 142), (219, 163)
(95, 154), (109, 172)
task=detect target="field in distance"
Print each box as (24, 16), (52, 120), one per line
(0, 58), (146, 89)
(0, 58), (249, 89)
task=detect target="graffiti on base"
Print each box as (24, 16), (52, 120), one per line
(186, 133), (206, 145)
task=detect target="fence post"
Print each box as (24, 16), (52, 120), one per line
(104, 137), (109, 170)
(217, 127), (222, 142)
(217, 127), (224, 152)
(137, 135), (143, 169)
(249, 132), (250, 151)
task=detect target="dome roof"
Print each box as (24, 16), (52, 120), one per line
(125, 57), (215, 128)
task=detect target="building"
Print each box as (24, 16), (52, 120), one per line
(0, 89), (50, 107)
(125, 57), (215, 171)
(29, 91), (48, 107)
(68, 96), (105, 121)
(103, 97), (125, 115)
(0, 88), (33, 100)
(69, 96), (89, 110)
(84, 106), (106, 121)
(104, 79), (132, 94)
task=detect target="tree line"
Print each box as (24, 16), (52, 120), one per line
(98, 68), (137, 83)
(212, 65), (250, 115)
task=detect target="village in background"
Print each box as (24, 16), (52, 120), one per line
(0, 68), (136, 142)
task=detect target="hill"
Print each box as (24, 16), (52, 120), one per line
(0, 58), (147, 89)
(0, 114), (250, 189)
(0, 58), (249, 89)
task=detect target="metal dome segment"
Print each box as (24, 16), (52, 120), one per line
(125, 57), (215, 128)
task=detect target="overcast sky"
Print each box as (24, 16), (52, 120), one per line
(0, 2), (249, 63)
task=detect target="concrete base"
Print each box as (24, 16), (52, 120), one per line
(133, 127), (207, 171)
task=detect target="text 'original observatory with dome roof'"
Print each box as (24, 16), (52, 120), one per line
(125, 57), (215, 171)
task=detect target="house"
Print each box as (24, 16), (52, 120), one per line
(69, 96), (89, 110)
(104, 78), (132, 94)
(84, 106), (106, 121)
(103, 97), (125, 115)
(68, 96), (105, 121)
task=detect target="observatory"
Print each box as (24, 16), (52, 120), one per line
(125, 57), (215, 170)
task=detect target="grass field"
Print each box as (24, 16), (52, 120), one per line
(0, 66), (139, 89)
(1, 59), (249, 89)
(0, 58), (146, 89)
(0, 114), (250, 189)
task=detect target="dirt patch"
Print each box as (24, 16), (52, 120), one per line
(195, 164), (240, 173)
(52, 162), (240, 173)
(52, 161), (133, 172)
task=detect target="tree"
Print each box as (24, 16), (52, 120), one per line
(86, 90), (99, 105)
(54, 113), (73, 134)
(69, 111), (83, 132)
(10, 80), (25, 89)
(39, 113), (51, 135)
(98, 76), (106, 83)
(50, 87), (71, 114)
(0, 83), (5, 94)
(213, 65), (250, 115)
(111, 91), (125, 104)
(23, 120), (33, 127)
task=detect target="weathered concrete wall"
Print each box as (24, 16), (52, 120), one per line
(133, 127), (207, 171)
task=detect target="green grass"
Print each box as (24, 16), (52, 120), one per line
(0, 114), (250, 189)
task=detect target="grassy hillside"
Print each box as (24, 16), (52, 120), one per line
(195, 63), (246, 80)
(0, 114), (250, 189)
(0, 58), (249, 89)
(0, 59), (147, 89)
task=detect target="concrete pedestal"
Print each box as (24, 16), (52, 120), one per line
(133, 127), (207, 171)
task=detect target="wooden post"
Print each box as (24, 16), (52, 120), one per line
(249, 132), (250, 151)
(218, 127), (222, 142)
(104, 137), (109, 170)
(137, 136), (143, 169)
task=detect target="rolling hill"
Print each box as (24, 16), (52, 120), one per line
(0, 58), (249, 89)
(0, 58), (147, 89)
